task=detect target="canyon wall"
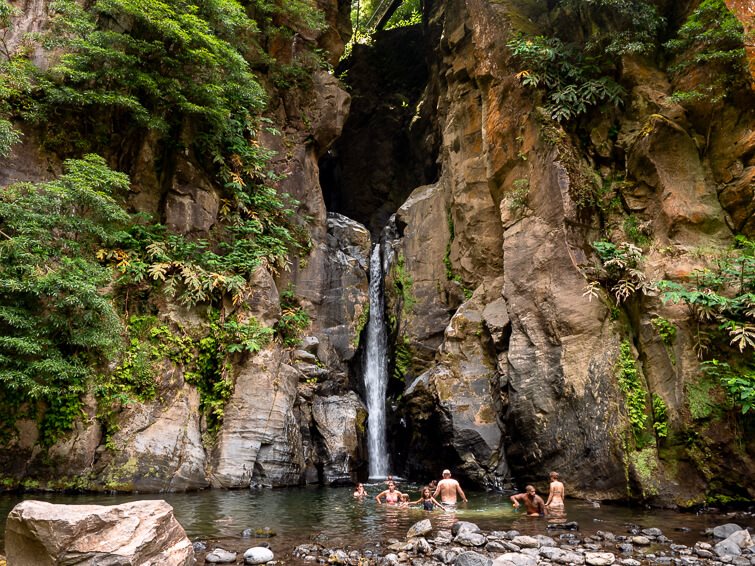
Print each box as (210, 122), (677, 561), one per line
(0, 0), (753, 506)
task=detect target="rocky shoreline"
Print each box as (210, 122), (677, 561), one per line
(195, 516), (754, 565)
(4, 498), (753, 565)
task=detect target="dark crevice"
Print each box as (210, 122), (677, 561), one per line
(319, 23), (439, 239)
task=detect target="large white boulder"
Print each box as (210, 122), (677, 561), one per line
(5, 499), (194, 566)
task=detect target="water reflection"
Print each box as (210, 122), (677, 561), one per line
(0, 486), (751, 556)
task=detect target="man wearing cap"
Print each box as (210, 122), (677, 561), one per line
(433, 469), (468, 505)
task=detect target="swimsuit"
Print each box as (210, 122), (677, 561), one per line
(423, 500), (434, 511)
(384, 492), (399, 504)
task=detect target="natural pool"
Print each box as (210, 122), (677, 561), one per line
(1, 483), (752, 563)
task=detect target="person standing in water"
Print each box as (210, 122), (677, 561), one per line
(433, 469), (468, 505)
(412, 486), (444, 511)
(375, 481), (401, 504)
(353, 483), (368, 498)
(545, 471), (565, 512)
(510, 485), (546, 516)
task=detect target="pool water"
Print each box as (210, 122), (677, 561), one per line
(0, 483), (751, 562)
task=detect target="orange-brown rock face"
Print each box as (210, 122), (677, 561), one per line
(388, 0), (754, 503)
(725, 0), (755, 88)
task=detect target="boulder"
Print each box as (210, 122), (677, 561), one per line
(456, 550), (494, 566)
(511, 535), (540, 548)
(407, 518), (433, 538)
(492, 552), (538, 566)
(95, 383), (208, 492)
(585, 552), (616, 565)
(715, 529), (753, 557)
(453, 521), (483, 536)
(244, 546), (275, 564)
(206, 548), (237, 563)
(311, 392), (368, 483)
(310, 71), (351, 156)
(455, 530), (487, 547)
(210, 346), (305, 487)
(713, 524), (744, 539)
(5, 500), (193, 566)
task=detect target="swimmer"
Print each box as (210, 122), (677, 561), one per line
(398, 493), (411, 507)
(412, 486), (443, 511)
(432, 469), (467, 505)
(375, 482), (401, 505)
(510, 485), (546, 517)
(353, 483), (368, 498)
(545, 471), (565, 512)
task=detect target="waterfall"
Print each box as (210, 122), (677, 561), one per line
(364, 243), (389, 478)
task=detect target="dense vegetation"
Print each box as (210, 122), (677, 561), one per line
(349, 0), (421, 46)
(508, 0), (746, 124)
(0, 0), (323, 444)
(506, 0), (752, 426)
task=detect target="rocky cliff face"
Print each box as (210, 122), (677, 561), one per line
(0, 0), (372, 491)
(377, 0), (754, 504)
(1, 0), (753, 507)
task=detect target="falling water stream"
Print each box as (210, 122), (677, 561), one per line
(364, 243), (389, 478)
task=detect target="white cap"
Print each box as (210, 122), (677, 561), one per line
(442, 469), (451, 476)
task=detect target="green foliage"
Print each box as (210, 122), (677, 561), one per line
(651, 317), (677, 346)
(558, 0), (665, 57)
(658, 237), (755, 355)
(616, 340), (649, 445)
(665, 0), (748, 107)
(393, 252), (417, 312)
(353, 303), (370, 348)
(349, 0), (420, 47)
(651, 393), (669, 439)
(275, 288), (311, 347)
(383, 0), (421, 30)
(509, 0), (663, 123)
(584, 241), (652, 305)
(628, 445), (659, 498)
(508, 178), (530, 216)
(0, 118), (21, 158)
(35, 0), (266, 152)
(686, 375), (719, 420)
(508, 34), (625, 122)
(443, 211), (472, 298)
(0, 156), (129, 444)
(187, 312), (273, 435)
(702, 359), (755, 415)
(392, 336), (412, 384)
(623, 215), (650, 246)
(108, 191), (301, 308)
(0, 0), (24, 157)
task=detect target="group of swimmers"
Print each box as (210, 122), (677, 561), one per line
(353, 469), (467, 510)
(510, 471), (565, 517)
(353, 469), (565, 517)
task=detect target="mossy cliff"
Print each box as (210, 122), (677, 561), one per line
(0, 0), (753, 506)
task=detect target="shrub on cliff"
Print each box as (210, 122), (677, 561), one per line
(0, 155), (129, 442)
